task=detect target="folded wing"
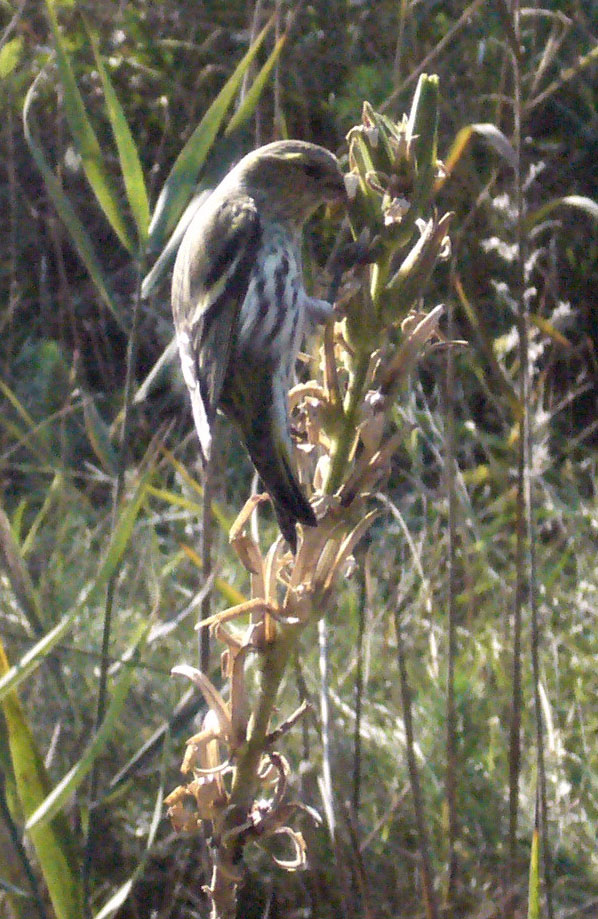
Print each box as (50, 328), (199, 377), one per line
(171, 193), (262, 461)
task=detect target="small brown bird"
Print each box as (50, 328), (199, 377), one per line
(171, 140), (345, 550)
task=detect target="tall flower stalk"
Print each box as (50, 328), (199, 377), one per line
(165, 74), (452, 919)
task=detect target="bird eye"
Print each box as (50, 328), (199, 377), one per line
(302, 162), (321, 180)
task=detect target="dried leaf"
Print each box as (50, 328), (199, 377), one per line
(196, 597), (273, 631)
(229, 494), (270, 576)
(267, 827), (307, 872)
(380, 304), (445, 393)
(322, 511), (380, 593)
(172, 665), (231, 738)
(288, 382), (327, 412)
(230, 645), (253, 748)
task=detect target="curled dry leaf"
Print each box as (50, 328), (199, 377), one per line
(196, 597), (276, 632)
(229, 494), (270, 577)
(181, 723), (221, 775)
(266, 827), (307, 872)
(172, 665), (231, 738)
(164, 785), (202, 833)
(165, 711), (231, 829)
(288, 381), (327, 413)
(380, 303), (445, 395)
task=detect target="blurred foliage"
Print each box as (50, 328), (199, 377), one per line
(1, 1), (598, 918)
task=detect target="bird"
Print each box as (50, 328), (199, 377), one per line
(171, 140), (346, 551)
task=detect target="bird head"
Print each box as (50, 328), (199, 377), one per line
(230, 140), (347, 226)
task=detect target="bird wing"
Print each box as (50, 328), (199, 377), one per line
(172, 193), (261, 461)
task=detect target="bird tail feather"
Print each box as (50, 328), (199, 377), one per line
(189, 385), (212, 464)
(244, 427), (316, 552)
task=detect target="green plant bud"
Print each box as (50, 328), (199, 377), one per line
(360, 101), (399, 177)
(383, 211), (452, 323)
(407, 73), (439, 216)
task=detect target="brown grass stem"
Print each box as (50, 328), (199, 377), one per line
(394, 606), (440, 919)
(443, 302), (459, 908)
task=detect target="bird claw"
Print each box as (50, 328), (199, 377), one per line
(302, 294), (334, 325)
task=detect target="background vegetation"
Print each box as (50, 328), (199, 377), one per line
(1, 1), (598, 917)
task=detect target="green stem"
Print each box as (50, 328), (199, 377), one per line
(229, 628), (298, 809)
(324, 350), (370, 495)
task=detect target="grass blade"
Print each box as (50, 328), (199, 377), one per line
(439, 122), (517, 190)
(25, 621), (151, 831)
(523, 194), (598, 232)
(92, 739), (167, 919)
(0, 503), (45, 635)
(44, 0), (136, 252)
(527, 816), (540, 919)
(0, 477), (148, 702)
(0, 612), (80, 703)
(23, 73), (126, 331)
(0, 35), (23, 78)
(225, 31), (287, 136)
(87, 23), (150, 244)
(147, 14), (275, 250)
(0, 642), (83, 919)
(141, 191), (209, 297)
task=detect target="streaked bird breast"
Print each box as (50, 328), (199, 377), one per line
(235, 225), (304, 371)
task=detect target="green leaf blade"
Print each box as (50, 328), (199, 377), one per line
(0, 36), (24, 79)
(0, 642), (83, 919)
(524, 194), (598, 232)
(23, 74), (127, 331)
(147, 14), (275, 251)
(225, 31), (287, 137)
(88, 27), (150, 244)
(0, 476), (148, 702)
(25, 621), (151, 831)
(44, 0), (136, 252)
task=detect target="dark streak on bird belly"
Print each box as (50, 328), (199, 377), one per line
(220, 228), (305, 435)
(235, 229), (302, 362)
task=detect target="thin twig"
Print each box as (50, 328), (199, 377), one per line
(0, 774), (49, 919)
(526, 42), (598, 115)
(352, 558), (367, 818)
(318, 616), (336, 840)
(83, 253), (145, 911)
(506, 6), (525, 907)
(394, 606), (440, 919)
(519, 18), (555, 919)
(342, 802), (375, 919)
(507, 6), (553, 915)
(199, 457), (213, 672)
(443, 299), (459, 907)
(381, 0), (488, 113)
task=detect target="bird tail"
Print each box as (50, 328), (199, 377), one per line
(189, 384), (212, 465)
(243, 423), (316, 553)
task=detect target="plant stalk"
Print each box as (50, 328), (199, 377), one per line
(325, 350), (370, 495)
